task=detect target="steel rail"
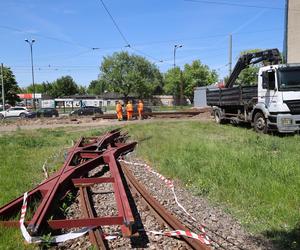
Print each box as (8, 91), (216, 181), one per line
(120, 162), (211, 250)
(79, 186), (108, 250)
(92, 110), (206, 120)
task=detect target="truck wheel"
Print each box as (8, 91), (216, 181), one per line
(214, 109), (224, 124)
(254, 112), (268, 134)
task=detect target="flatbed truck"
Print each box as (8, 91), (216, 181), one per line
(207, 49), (300, 133)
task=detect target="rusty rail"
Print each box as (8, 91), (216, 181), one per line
(79, 186), (107, 250)
(92, 110), (205, 120)
(120, 162), (211, 250)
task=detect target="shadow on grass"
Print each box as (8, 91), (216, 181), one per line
(224, 120), (300, 137)
(262, 223), (300, 250)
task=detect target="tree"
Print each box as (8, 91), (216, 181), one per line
(24, 82), (53, 96)
(164, 67), (182, 100)
(78, 85), (87, 95)
(164, 60), (218, 103)
(0, 66), (21, 106)
(183, 60), (218, 102)
(51, 76), (79, 98)
(235, 49), (262, 86)
(87, 79), (108, 95)
(99, 51), (163, 99)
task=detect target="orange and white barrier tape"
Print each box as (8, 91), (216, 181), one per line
(119, 159), (211, 244)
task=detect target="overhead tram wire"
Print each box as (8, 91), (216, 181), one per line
(131, 28), (283, 47)
(99, 0), (130, 47)
(98, 0), (165, 64)
(184, 0), (285, 10)
(0, 25), (94, 50)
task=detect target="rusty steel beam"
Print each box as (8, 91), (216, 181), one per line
(0, 130), (136, 241)
(48, 217), (124, 229)
(72, 177), (114, 187)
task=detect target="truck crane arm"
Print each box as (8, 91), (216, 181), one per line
(225, 48), (281, 88)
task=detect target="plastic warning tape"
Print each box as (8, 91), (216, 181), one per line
(119, 159), (211, 244)
(150, 230), (211, 245)
(19, 193), (115, 244)
(20, 192), (209, 244)
(120, 159), (174, 188)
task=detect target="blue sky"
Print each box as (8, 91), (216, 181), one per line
(0, 0), (286, 88)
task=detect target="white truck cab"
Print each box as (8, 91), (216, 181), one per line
(257, 64), (300, 132)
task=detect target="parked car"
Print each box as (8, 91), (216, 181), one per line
(0, 107), (31, 119)
(36, 108), (59, 118)
(70, 106), (103, 116)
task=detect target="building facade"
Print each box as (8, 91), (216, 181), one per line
(285, 0), (300, 64)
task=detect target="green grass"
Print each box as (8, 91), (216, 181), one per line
(0, 121), (299, 249)
(125, 121), (300, 249)
(151, 105), (192, 112)
(0, 127), (110, 249)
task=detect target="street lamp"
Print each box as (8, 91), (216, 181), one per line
(25, 39), (36, 110)
(173, 44), (183, 68)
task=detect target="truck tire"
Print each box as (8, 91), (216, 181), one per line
(214, 109), (224, 124)
(254, 112), (268, 134)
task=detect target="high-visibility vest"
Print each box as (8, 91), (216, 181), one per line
(126, 104), (133, 112)
(116, 104), (122, 112)
(138, 102), (144, 111)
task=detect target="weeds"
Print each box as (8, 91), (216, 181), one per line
(39, 233), (53, 249)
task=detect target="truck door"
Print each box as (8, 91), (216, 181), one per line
(258, 69), (278, 109)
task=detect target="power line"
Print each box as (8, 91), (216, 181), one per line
(99, 0), (130, 46)
(0, 25), (94, 49)
(184, 0), (284, 10)
(98, 0), (167, 64)
(132, 28), (283, 47)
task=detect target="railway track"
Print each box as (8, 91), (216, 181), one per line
(0, 129), (215, 249)
(92, 110), (207, 120)
(120, 161), (210, 250)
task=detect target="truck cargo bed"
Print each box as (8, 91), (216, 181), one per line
(207, 85), (257, 106)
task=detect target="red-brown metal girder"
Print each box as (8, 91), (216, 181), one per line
(0, 130), (136, 238)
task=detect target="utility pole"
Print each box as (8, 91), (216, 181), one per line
(173, 44), (183, 69)
(25, 39), (36, 110)
(180, 70), (184, 106)
(173, 44), (183, 105)
(1, 63), (4, 111)
(229, 33), (232, 76)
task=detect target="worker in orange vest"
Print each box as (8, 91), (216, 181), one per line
(116, 101), (123, 121)
(137, 100), (144, 120)
(126, 100), (133, 121)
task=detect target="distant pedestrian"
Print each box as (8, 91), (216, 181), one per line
(137, 100), (144, 120)
(126, 100), (133, 120)
(116, 101), (123, 121)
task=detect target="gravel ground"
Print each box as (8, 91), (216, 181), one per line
(52, 149), (275, 250)
(55, 164), (191, 250)
(0, 108), (211, 133)
(122, 155), (275, 250)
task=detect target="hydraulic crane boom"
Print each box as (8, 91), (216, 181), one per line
(225, 48), (281, 88)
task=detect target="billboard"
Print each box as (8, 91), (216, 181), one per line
(18, 93), (42, 99)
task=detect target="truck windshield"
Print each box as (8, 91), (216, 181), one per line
(278, 67), (300, 90)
